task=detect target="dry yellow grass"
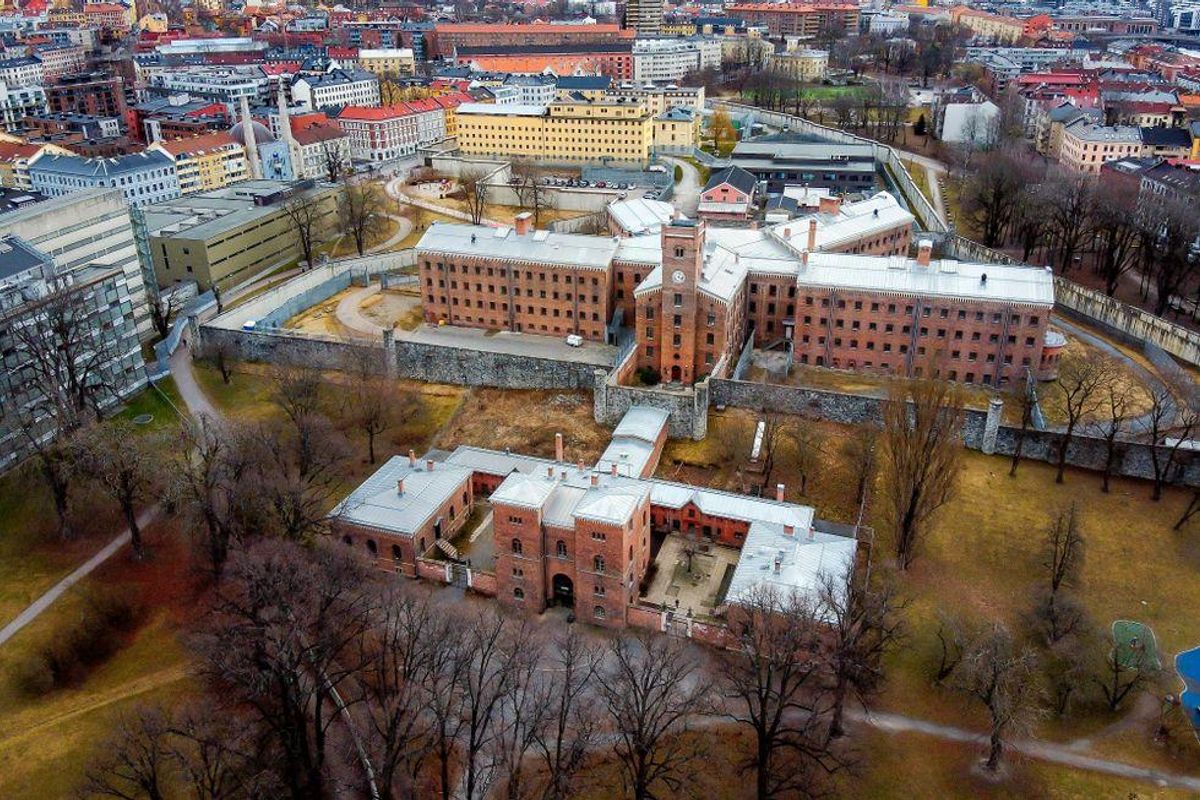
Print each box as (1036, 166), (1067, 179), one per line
(434, 388), (609, 462)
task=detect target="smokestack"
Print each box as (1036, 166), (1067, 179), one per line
(577, 459), (585, 473)
(773, 554), (782, 574)
(277, 81), (296, 178)
(514, 211), (533, 236)
(783, 227), (792, 239)
(818, 196), (842, 215)
(547, 465), (555, 478)
(396, 478), (404, 495)
(784, 524), (794, 536)
(408, 449), (416, 466)
(807, 526), (815, 541)
(555, 432), (563, 462)
(807, 219), (817, 251)
(610, 462), (618, 476)
(426, 459), (434, 472)
(776, 483), (785, 502)
(917, 239), (933, 267)
(590, 473), (599, 487)
(238, 95), (261, 180)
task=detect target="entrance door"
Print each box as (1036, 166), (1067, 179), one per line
(551, 574), (575, 608)
(670, 365), (682, 382)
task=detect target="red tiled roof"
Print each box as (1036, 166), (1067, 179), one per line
(0, 141), (42, 160)
(327, 46), (358, 58)
(290, 120), (346, 145)
(338, 104), (413, 121)
(84, 3), (128, 12)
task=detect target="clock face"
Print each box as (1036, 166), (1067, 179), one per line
(672, 270), (686, 284)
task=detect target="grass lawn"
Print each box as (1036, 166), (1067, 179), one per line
(116, 377), (184, 432)
(330, 215), (402, 258)
(0, 522), (199, 798)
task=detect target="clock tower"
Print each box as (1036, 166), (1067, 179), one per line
(658, 220), (704, 384)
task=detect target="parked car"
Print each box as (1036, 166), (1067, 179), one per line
(565, 334), (583, 347)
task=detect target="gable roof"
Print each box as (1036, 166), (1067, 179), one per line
(704, 165), (756, 196)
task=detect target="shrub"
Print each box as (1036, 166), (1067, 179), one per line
(635, 367), (660, 386)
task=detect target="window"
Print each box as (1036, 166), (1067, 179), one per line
(593, 605), (606, 619)
(513, 587), (525, 600)
(511, 538), (523, 554)
(594, 584), (606, 596)
(593, 555), (605, 573)
(556, 540), (567, 557)
(366, 539), (377, 556)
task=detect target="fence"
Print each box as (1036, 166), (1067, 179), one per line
(1054, 278), (1200, 368)
(707, 101), (946, 235)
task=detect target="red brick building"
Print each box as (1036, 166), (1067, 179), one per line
(426, 22), (634, 59)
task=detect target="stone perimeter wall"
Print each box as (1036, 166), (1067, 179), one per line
(709, 378), (1200, 488)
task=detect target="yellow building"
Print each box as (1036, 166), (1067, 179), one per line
(455, 99), (654, 165)
(604, 85), (705, 114)
(950, 6), (1025, 43)
(1058, 120), (1142, 173)
(358, 48), (416, 78)
(652, 107), (700, 154)
(148, 133), (249, 195)
(770, 48), (829, 82)
(661, 20), (697, 35)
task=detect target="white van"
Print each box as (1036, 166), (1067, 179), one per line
(565, 334), (583, 347)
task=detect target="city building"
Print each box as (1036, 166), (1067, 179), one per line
(730, 139), (878, 193)
(0, 56), (43, 89)
(455, 99), (654, 166)
(632, 38), (722, 83)
(769, 48), (829, 82)
(30, 150), (180, 208)
(0, 141), (71, 190)
(0, 188), (156, 338)
(697, 165), (758, 220)
(652, 106), (700, 154)
(33, 45), (86, 82)
(357, 48), (416, 77)
(1058, 119), (1193, 172)
(0, 83), (47, 131)
(949, 6), (1026, 43)
(0, 234), (146, 471)
(455, 42), (635, 81)
(288, 115), (352, 181)
(144, 179), (338, 290)
(338, 104), (420, 163)
(725, 3), (861, 38)
(625, 0), (665, 36)
(291, 69), (381, 111)
(147, 132), (249, 195)
(426, 22), (633, 60)
(46, 73), (125, 119)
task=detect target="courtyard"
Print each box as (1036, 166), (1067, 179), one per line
(641, 533), (740, 621)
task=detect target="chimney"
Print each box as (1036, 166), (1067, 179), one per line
(776, 483), (785, 502)
(514, 211), (533, 236)
(773, 554), (782, 574)
(801, 250), (809, 266)
(807, 219), (817, 251)
(426, 459), (434, 472)
(818, 195), (842, 215)
(784, 524), (794, 536)
(555, 432), (564, 462)
(577, 459), (585, 473)
(807, 526), (815, 541)
(590, 473), (599, 487)
(783, 226), (792, 239)
(547, 465), (555, 478)
(396, 478), (404, 495)
(611, 462), (618, 476)
(408, 449), (416, 467)
(917, 239), (933, 267)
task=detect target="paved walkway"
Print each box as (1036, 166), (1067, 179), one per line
(661, 155), (700, 217)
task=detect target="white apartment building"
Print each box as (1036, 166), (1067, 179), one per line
(338, 106), (420, 162)
(632, 38), (722, 82)
(0, 56), (42, 88)
(504, 75), (557, 105)
(0, 83), (47, 131)
(291, 69), (380, 111)
(147, 68), (270, 106)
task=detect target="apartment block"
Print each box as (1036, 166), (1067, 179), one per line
(455, 99), (653, 166)
(148, 132), (249, 195)
(725, 3), (861, 38)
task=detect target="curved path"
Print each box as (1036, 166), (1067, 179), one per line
(335, 284), (387, 339)
(661, 155), (701, 217)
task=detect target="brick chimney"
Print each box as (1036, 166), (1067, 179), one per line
(818, 195), (842, 215)
(555, 432), (564, 462)
(783, 524), (794, 536)
(776, 483), (785, 502)
(547, 465), (555, 479)
(783, 226), (792, 239)
(807, 526), (815, 541)
(773, 554), (782, 574)
(610, 462), (618, 476)
(590, 473), (599, 487)
(426, 458), (434, 472)
(801, 250), (809, 266)
(396, 478), (404, 495)
(514, 211), (533, 236)
(409, 449), (416, 467)
(917, 239), (933, 267)
(807, 219), (817, 251)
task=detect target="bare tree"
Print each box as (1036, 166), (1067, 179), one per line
(1034, 504), (1088, 644)
(149, 290), (182, 341)
(843, 426), (877, 509)
(718, 585), (838, 800)
(1043, 170), (1095, 272)
(1099, 382), (1130, 493)
(168, 700), (280, 799)
(1092, 631), (1159, 712)
(203, 338), (235, 385)
(820, 567), (905, 743)
(81, 705), (173, 800)
(531, 629), (600, 800)
(339, 180), (389, 256)
(880, 380), (964, 569)
(1050, 351), (1112, 484)
(599, 632), (709, 800)
(195, 540), (375, 799)
(931, 609), (975, 685)
(961, 149), (1028, 248)
(1141, 386), (1196, 501)
(342, 347), (394, 465)
(510, 159), (553, 227)
(459, 169), (489, 226)
(250, 413), (350, 541)
(1008, 378), (1037, 478)
(1090, 189), (1140, 297)
(270, 364), (325, 428)
(75, 421), (164, 561)
(283, 193), (327, 269)
(172, 415), (239, 580)
(1045, 633), (1091, 718)
(321, 140), (346, 184)
(1138, 197), (1200, 316)
(953, 623), (1041, 773)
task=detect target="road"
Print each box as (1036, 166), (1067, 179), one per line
(661, 155), (701, 217)
(895, 150), (949, 227)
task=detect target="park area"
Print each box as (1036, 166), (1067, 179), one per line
(1, 346), (1199, 797)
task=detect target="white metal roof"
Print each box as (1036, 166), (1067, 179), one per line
(608, 198), (677, 235)
(612, 406), (669, 443)
(330, 456), (472, 536)
(767, 191), (914, 254)
(417, 221), (619, 270)
(614, 235), (662, 264)
(725, 521), (857, 606)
